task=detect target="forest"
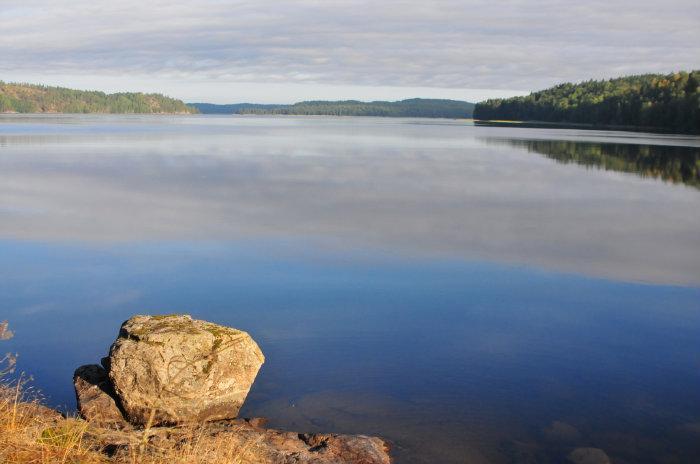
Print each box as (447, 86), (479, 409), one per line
(193, 98), (474, 118)
(474, 71), (700, 134)
(0, 82), (196, 114)
(188, 103), (282, 114)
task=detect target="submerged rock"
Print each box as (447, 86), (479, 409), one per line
(568, 447), (611, 464)
(544, 420), (581, 442)
(107, 314), (265, 426)
(74, 364), (129, 428)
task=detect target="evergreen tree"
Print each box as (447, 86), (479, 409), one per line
(474, 71), (700, 134)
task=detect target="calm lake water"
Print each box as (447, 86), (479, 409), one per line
(1, 114), (699, 463)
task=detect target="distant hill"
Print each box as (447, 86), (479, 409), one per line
(188, 103), (282, 114)
(0, 82), (196, 114)
(191, 98), (475, 118)
(474, 71), (700, 134)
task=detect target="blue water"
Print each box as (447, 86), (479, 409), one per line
(1, 115), (699, 463)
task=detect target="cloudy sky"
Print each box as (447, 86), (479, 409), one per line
(1, 0), (699, 103)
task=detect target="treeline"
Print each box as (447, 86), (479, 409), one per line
(0, 82), (196, 114)
(474, 71), (700, 134)
(188, 103), (281, 114)
(192, 98), (474, 118)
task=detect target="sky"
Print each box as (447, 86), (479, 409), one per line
(1, 0), (699, 104)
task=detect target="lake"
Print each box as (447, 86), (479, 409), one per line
(1, 114), (699, 463)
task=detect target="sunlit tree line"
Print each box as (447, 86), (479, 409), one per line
(0, 82), (196, 114)
(474, 71), (700, 134)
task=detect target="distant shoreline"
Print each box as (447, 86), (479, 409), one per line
(1, 111), (193, 115)
(3, 112), (699, 136)
(189, 98), (475, 119)
(473, 119), (700, 136)
(0, 112), (473, 120)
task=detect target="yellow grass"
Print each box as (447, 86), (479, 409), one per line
(0, 380), (262, 464)
(0, 378), (104, 464)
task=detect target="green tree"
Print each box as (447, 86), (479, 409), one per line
(474, 71), (700, 134)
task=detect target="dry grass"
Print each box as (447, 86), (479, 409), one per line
(0, 380), (267, 463)
(0, 377), (104, 464)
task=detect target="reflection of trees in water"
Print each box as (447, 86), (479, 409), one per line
(493, 139), (700, 189)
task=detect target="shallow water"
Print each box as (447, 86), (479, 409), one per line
(1, 115), (699, 463)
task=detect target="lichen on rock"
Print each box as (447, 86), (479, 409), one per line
(107, 314), (265, 426)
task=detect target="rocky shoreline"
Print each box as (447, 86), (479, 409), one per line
(68, 314), (392, 463)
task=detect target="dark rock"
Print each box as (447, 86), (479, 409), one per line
(73, 364), (129, 428)
(244, 417), (269, 428)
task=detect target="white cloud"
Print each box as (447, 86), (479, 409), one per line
(1, 0), (698, 102)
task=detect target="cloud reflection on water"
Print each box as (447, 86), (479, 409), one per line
(0, 115), (699, 285)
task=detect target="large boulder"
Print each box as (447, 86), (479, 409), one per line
(107, 314), (264, 426)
